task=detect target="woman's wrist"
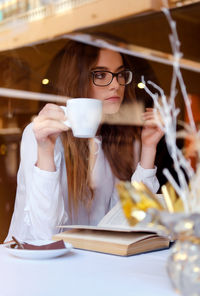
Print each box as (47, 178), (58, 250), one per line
(36, 143), (56, 171)
(140, 145), (157, 169)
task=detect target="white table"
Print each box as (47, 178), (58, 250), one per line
(0, 246), (177, 296)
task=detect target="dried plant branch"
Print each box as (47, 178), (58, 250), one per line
(141, 1), (200, 213)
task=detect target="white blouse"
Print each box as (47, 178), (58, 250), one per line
(6, 123), (159, 241)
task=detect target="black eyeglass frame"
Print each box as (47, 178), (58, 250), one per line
(90, 69), (133, 87)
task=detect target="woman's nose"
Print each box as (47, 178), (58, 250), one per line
(109, 76), (120, 89)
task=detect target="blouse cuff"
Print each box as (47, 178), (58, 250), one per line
(131, 162), (157, 182)
(131, 163), (159, 193)
(33, 151), (62, 179)
(135, 162), (157, 177)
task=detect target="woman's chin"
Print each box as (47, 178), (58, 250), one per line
(102, 103), (121, 115)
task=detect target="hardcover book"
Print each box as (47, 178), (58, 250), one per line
(53, 200), (170, 256)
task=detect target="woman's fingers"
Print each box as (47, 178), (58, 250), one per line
(33, 107), (69, 141)
(34, 126), (66, 141)
(143, 120), (159, 127)
(34, 113), (66, 124)
(32, 103), (69, 140)
(39, 103), (66, 121)
(141, 109), (165, 148)
(33, 104), (69, 160)
(34, 117), (68, 132)
(142, 109), (163, 126)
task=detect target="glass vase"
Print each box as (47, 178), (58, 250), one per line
(167, 239), (200, 296)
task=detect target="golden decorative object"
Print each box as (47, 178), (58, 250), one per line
(161, 182), (184, 213)
(117, 181), (164, 226)
(117, 180), (185, 227)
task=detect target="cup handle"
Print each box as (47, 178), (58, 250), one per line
(60, 105), (71, 128)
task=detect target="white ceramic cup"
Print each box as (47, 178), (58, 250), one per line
(60, 98), (102, 138)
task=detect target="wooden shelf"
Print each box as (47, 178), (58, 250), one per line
(0, 0), (164, 51)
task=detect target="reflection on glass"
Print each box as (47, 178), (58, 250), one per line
(0, 0), (96, 23)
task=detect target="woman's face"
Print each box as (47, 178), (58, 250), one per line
(89, 49), (125, 114)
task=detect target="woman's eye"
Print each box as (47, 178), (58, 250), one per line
(118, 71), (125, 78)
(95, 72), (106, 79)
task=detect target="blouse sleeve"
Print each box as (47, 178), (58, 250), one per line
(5, 123), (68, 242)
(131, 163), (160, 193)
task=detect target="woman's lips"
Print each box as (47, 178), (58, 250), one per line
(105, 96), (120, 102)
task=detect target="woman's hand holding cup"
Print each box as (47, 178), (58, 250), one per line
(33, 103), (69, 146)
(33, 99), (102, 171)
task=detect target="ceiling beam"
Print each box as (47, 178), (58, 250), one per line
(64, 33), (200, 73)
(0, 0), (164, 52)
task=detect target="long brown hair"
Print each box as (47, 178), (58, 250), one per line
(56, 40), (139, 216)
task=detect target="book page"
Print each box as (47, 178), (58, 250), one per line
(97, 202), (130, 228)
(98, 194), (164, 228)
(58, 195), (165, 234)
(56, 229), (157, 245)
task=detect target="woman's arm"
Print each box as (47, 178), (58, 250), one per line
(6, 104), (70, 241)
(33, 103), (69, 171)
(131, 108), (164, 193)
(140, 108), (164, 169)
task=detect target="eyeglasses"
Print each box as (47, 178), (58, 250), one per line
(91, 69), (133, 87)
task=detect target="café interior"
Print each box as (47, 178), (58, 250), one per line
(0, 1), (200, 295)
(0, 0), (199, 254)
(0, 0), (200, 243)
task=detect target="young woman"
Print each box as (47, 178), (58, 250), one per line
(6, 40), (163, 241)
